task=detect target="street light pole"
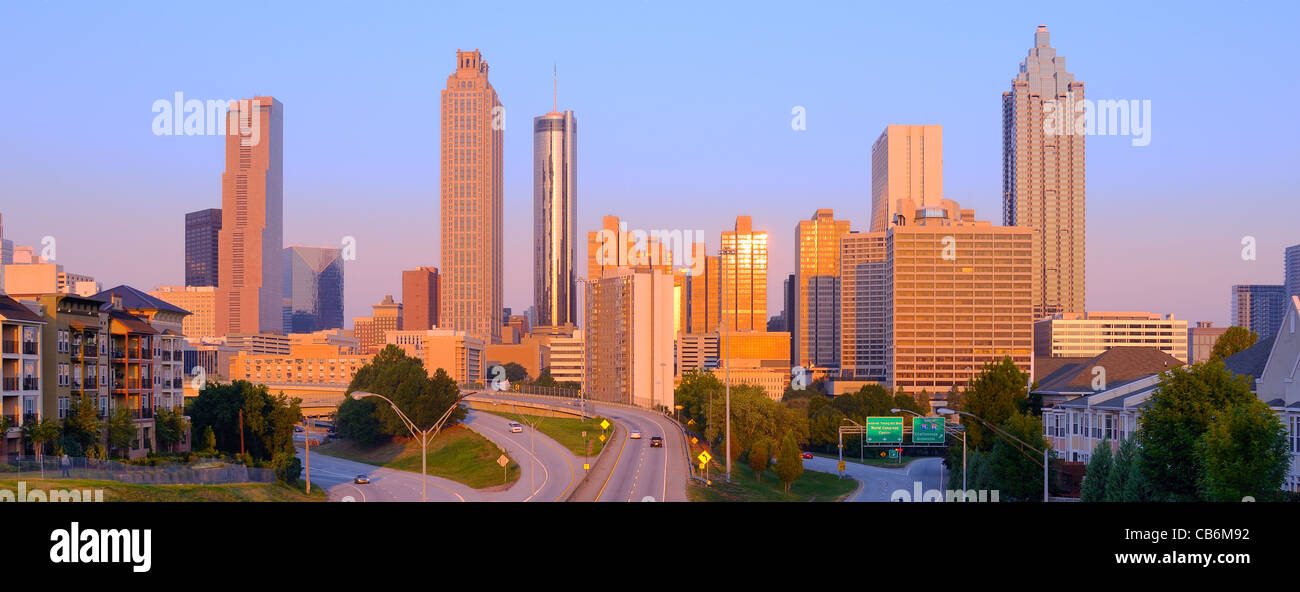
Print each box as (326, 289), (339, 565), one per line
(350, 390), (469, 502)
(719, 247), (736, 483)
(937, 407), (1048, 502)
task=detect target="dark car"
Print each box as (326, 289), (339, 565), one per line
(650, 436), (663, 448)
(354, 474), (371, 484)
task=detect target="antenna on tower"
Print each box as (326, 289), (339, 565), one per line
(553, 62), (558, 113)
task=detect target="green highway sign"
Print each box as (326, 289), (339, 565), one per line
(888, 448), (900, 459)
(866, 417), (904, 444)
(911, 417), (946, 444)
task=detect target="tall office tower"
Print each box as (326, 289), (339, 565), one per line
(783, 273), (795, 361)
(585, 267), (674, 409)
(794, 209), (851, 367)
(216, 97), (283, 336)
(586, 215), (674, 281)
(1232, 284), (1288, 338)
(148, 285), (217, 339)
(185, 208), (222, 287)
(282, 246), (344, 334)
(839, 231), (888, 381)
(440, 49), (503, 344)
(1286, 244), (1300, 301)
(402, 266), (440, 331)
(1003, 25), (1086, 318)
(720, 216), (767, 332)
(533, 108), (577, 330)
(687, 255), (720, 334)
(870, 125), (944, 232)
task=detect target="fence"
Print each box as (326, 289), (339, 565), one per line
(460, 382), (582, 399)
(0, 456), (276, 485)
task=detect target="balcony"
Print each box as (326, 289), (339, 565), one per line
(22, 413), (37, 425)
(2, 340), (16, 354)
(1, 414), (16, 428)
(22, 342), (38, 355)
(172, 378), (184, 389)
(84, 378), (98, 390)
(139, 407), (153, 420)
(83, 344), (96, 358)
(111, 350), (125, 360)
(22, 377), (38, 391)
(1, 377), (16, 391)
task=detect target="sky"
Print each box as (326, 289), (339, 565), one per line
(1, 0), (1297, 327)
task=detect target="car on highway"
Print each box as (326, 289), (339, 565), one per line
(650, 436), (663, 448)
(629, 431), (642, 439)
(508, 422), (523, 433)
(801, 451), (814, 459)
(354, 474), (371, 484)
(294, 426), (304, 433)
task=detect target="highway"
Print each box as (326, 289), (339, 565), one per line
(474, 392), (689, 502)
(802, 456), (945, 502)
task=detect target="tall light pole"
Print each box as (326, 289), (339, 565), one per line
(937, 407), (1048, 502)
(718, 246), (736, 483)
(576, 276), (589, 419)
(349, 390), (469, 502)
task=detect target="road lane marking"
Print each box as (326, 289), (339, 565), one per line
(594, 420), (628, 502)
(473, 419), (550, 502)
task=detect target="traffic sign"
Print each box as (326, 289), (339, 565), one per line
(496, 455), (509, 467)
(911, 417), (946, 444)
(697, 450), (713, 464)
(690, 436), (698, 445)
(888, 448), (900, 459)
(837, 461), (846, 471)
(583, 463), (591, 470)
(866, 417), (904, 444)
(599, 419), (610, 431)
(698, 461), (706, 471)
(599, 434), (606, 442)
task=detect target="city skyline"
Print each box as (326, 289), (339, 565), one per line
(2, 3), (1297, 328)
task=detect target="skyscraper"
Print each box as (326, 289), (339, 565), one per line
(1286, 244), (1300, 301)
(533, 108), (577, 330)
(870, 125), (944, 232)
(440, 49), (503, 344)
(794, 209), (850, 367)
(402, 266), (440, 331)
(1232, 284), (1287, 338)
(282, 246), (344, 334)
(1003, 25), (1086, 318)
(839, 231), (887, 381)
(185, 208), (222, 287)
(720, 216), (767, 332)
(585, 267), (674, 409)
(216, 97), (283, 336)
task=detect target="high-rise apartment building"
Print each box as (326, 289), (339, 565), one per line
(216, 97), (283, 336)
(1, 293), (46, 455)
(353, 295), (402, 355)
(185, 208), (222, 287)
(440, 50), (503, 344)
(148, 285), (217, 339)
(533, 109), (577, 330)
(1286, 244), (1300, 301)
(720, 216), (767, 332)
(839, 231), (887, 381)
(794, 209), (850, 367)
(1003, 25), (1086, 318)
(282, 246), (344, 334)
(870, 125), (944, 232)
(585, 268), (674, 409)
(1232, 284), (1287, 338)
(401, 267), (439, 332)
(1035, 311), (1189, 363)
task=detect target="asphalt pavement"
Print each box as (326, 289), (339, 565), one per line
(801, 456), (945, 502)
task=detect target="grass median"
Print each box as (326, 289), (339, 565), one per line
(0, 478), (327, 502)
(687, 463), (856, 502)
(479, 410), (609, 459)
(313, 424), (520, 489)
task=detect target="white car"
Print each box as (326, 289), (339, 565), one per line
(629, 431), (642, 439)
(508, 422), (523, 433)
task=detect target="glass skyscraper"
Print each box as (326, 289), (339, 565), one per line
(185, 208), (221, 287)
(533, 109), (577, 329)
(282, 246), (344, 334)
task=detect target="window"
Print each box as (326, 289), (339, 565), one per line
(58, 397), (69, 419)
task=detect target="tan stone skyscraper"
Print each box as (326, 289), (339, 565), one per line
(793, 209), (850, 367)
(1003, 25), (1085, 318)
(870, 125), (944, 232)
(441, 50), (503, 343)
(720, 216), (767, 332)
(216, 97), (283, 336)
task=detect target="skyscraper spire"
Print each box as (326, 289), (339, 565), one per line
(553, 62), (558, 113)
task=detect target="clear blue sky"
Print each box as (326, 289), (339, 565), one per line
(1, 0), (1296, 326)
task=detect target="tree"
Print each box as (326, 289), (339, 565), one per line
(501, 362), (528, 383)
(22, 418), (61, 464)
(1137, 360), (1255, 501)
(106, 408), (136, 457)
(532, 368), (560, 388)
(985, 412), (1052, 501)
(962, 357), (1030, 451)
(341, 346), (466, 440)
(1122, 449), (1156, 502)
(1209, 326), (1258, 362)
(272, 449), (302, 486)
(336, 396), (382, 445)
(747, 439), (770, 480)
(154, 407), (188, 453)
(675, 370), (723, 434)
(186, 380), (303, 461)
(1104, 437), (1136, 502)
(774, 432), (804, 493)
(806, 399), (846, 452)
(59, 393), (102, 458)
(1199, 398), (1291, 501)
(200, 426), (217, 454)
(1080, 439), (1112, 502)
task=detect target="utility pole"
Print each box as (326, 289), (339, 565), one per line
(305, 425), (311, 494)
(238, 409), (244, 456)
(719, 247), (735, 483)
